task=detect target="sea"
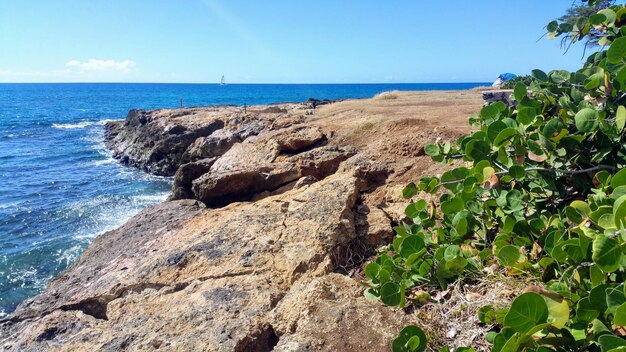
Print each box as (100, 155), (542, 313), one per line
(0, 82), (487, 316)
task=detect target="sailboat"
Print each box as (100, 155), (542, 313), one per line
(220, 75), (226, 86)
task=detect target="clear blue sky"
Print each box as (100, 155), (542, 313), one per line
(0, 1), (592, 83)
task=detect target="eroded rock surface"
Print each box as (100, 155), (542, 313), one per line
(2, 91), (485, 351)
(1, 172), (406, 351)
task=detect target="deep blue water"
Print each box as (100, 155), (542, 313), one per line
(0, 82), (487, 316)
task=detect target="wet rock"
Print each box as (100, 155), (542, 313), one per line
(104, 109), (225, 176)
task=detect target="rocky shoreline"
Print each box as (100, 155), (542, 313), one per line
(0, 91), (484, 351)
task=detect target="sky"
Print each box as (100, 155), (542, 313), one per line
(0, 1), (595, 84)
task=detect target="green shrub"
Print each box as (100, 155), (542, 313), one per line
(370, 3), (626, 351)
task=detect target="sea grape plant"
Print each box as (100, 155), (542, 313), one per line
(367, 2), (626, 351)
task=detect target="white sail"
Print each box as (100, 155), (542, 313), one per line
(220, 75), (225, 85)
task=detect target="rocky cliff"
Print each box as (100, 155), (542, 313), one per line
(1, 91), (485, 351)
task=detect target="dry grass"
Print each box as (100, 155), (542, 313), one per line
(373, 90), (400, 100)
(411, 274), (535, 351)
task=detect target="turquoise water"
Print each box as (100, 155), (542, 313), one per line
(0, 82), (487, 316)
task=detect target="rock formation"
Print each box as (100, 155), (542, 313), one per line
(1, 91), (484, 351)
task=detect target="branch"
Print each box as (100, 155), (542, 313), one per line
(437, 165), (618, 187)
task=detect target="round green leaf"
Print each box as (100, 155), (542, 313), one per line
(608, 37), (626, 64)
(465, 140), (491, 162)
(543, 118), (565, 139)
(364, 262), (380, 280)
(487, 120), (507, 143)
(497, 245), (520, 266)
(508, 165), (525, 180)
(481, 104), (500, 120)
(574, 108), (599, 133)
(514, 82), (527, 102)
(493, 128), (519, 147)
(392, 325), (427, 352)
(598, 8), (617, 25)
(590, 13), (608, 25)
(611, 169), (626, 189)
(424, 144), (440, 156)
(613, 186), (626, 200)
(544, 297), (569, 329)
(576, 297), (600, 323)
(607, 286), (626, 315)
(402, 183), (418, 199)
(584, 72), (603, 90)
(598, 335), (626, 351)
(532, 69), (548, 82)
(503, 292), (549, 333)
(441, 197), (464, 215)
(592, 234), (623, 273)
(399, 235), (425, 259)
(405, 199), (426, 218)
(517, 107), (537, 125)
(444, 245), (463, 261)
(380, 282), (403, 306)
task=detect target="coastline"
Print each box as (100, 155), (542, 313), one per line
(1, 90), (485, 350)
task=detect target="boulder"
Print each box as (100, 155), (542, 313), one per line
(181, 129), (241, 163)
(191, 144), (355, 206)
(271, 125), (325, 153)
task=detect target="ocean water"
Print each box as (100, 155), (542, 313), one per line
(0, 82), (487, 316)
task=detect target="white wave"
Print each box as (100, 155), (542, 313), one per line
(91, 157), (116, 166)
(7, 266), (50, 290)
(70, 191), (169, 241)
(97, 119), (120, 125)
(53, 119), (119, 130)
(55, 245), (84, 267)
(0, 202), (18, 210)
(52, 121), (96, 129)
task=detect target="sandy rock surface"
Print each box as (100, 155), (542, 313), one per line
(1, 91), (483, 351)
